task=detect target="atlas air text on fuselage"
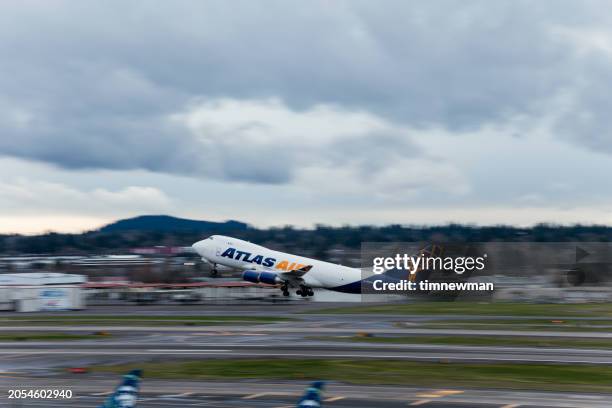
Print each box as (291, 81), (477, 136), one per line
(219, 247), (308, 271)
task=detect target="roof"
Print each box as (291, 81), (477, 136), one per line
(0, 272), (87, 286)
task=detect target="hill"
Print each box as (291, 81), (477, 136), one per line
(98, 215), (249, 233)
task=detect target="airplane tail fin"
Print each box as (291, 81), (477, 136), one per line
(124, 369), (143, 384)
(297, 381), (325, 407)
(99, 369), (142, 408)
(381, 244), (444, 282)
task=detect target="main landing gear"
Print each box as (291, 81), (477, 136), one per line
(296, 284), (314, 298)
(280, 284), (314, 297)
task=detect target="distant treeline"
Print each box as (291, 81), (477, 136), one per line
(2, 223), (612, 255)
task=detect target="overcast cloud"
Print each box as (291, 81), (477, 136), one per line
(1, 0), (612, 233)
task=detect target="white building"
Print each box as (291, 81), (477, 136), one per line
(0, 272), (86, 312)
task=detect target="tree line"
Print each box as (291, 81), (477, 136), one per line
(2, 223), (612, 256)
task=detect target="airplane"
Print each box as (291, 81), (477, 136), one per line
(192, 235), (363, 296)
(192, 235), (402, 297)
(99, 369), (142, 408)
(297, 381), (325, 407)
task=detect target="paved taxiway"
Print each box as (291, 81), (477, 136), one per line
(1, 378), (610, 407)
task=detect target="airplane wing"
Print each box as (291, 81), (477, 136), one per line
(99, 369), (142, 408)
(297, 381), (325, 407)
(280, 265), (313, 279)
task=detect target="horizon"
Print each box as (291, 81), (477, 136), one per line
(4, 213), (612, 237)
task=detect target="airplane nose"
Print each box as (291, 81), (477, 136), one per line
(192, 240), (208, 256)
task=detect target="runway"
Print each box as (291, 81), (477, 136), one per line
(4, 340), (612, 365)
(3, 324), (612, 338)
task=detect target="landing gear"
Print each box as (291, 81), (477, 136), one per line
(281, 284), (290, 297)
(210, 263), (218, 277)
(296, 285), (314, 297)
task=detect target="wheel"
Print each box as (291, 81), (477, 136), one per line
(296, 290), (303, 296)
(307, 289), (314, 296)
(282, 290), (290, 297)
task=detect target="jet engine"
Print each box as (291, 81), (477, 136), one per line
(242, 270), (282, 285)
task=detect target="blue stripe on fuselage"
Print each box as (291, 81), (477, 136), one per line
(329, 274), (404, 294)
(329, 280), (362, 294)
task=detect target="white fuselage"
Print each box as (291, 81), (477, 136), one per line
(192, 235), (362, 292)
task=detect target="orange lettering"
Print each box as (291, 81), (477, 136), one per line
(275, 260), (289, 271)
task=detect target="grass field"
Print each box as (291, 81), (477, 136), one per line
(92, 358), (612, 392)
(0, 332), (108, 341)
(313, 302), (612, 317)
(419, 322), (612, 332)
(393, 318), (612, 332)
(313, 335), (612, 349)
(420, 318), (612, 326)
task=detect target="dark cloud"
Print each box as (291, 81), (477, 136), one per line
(1, 1), (611, 183)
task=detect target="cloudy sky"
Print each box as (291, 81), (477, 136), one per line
(2, 0), (612, 234)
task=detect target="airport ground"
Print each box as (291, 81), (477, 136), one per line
(2, 301), (612, 407)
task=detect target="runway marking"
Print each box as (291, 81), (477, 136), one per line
(409, 399), (431, 406)
(500, 405), (521, 408)
(0, 353), (31, 360)
(0, 374), (19, 378)
(324, 396), (346, 402)
(91, 391), (111, 396)
(414, 390), (463, 402)
(147, 349), (231, 352)
(435, 390), (463, 396)
(242, 392), (270, 399)
(242, 392), (297, 399)
(161, 391), (194, 397)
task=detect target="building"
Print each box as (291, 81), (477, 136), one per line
(0, 272), (86, 312)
